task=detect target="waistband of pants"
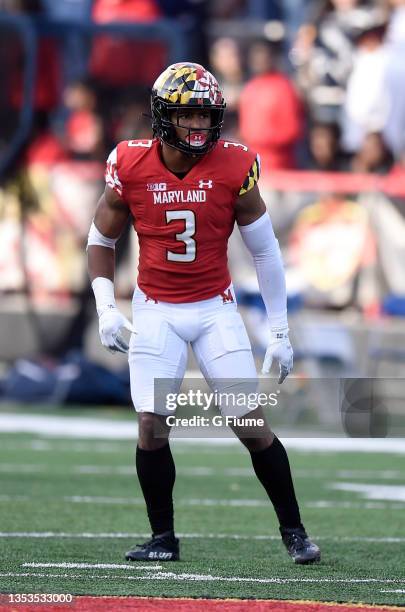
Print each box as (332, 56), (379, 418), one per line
(132, 284), (237, 308)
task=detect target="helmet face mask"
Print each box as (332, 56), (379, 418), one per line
(151, 62), (226, 156)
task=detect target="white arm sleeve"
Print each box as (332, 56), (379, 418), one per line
(87, 221), (119, 250)
(91, 277), (116, 316)
(238, 213), (288, 330)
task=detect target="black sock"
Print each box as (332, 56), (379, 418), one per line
(136, 444), (175, 536)
(249, 437), (304, 532)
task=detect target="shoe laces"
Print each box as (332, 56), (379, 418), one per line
(135, 536), (158, 550)
(136, 533), (170, 550)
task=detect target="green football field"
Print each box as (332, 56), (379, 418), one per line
(0, 407), (404, 607)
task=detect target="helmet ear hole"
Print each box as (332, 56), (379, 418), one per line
(150, 62), (226, 155)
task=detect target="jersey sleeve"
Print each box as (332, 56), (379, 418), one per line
(105, 147), (123, 197)
(238, 154), (261, 196)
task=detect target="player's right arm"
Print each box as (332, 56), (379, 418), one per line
(87, 185), (135, 354)
(88, 185), (129, 282)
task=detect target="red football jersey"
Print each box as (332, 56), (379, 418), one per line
(105, 138), (258, 302)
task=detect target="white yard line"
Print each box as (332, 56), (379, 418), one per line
(75, 465), (135, 475)
(65, 495), (145, 505)
(64, 496), (270, 507)
(0, 440), (131, 453)
(22, 563), (160, 570)
(0, 495), (30, 502)
(1, 492), (404, 510)
(0, 464), (45, 473)
(0, 440), (234, 454)
(0, 571), (404, 586)
(332, 469), (404, 480)
(1, 462), (404, 481)
(0, 414), (138, 440)
(285, 438), (405, 454)
(330, 482), (405, 502)
(0, 532), (404, 543)
(69, 466), (405, 480)
(1, 413), (405, 452)
(1, 490), (404, 510)
(64, 496), (405, 510)
(306, 500), (405, 510)
(0, 532), (142, 538)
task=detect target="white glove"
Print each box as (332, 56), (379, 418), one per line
(262, 329), (293, 384)
(98, 306), (136, 354)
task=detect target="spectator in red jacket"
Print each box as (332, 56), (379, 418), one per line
(90, 0), (166, 87)
(238, 39), (303, 173)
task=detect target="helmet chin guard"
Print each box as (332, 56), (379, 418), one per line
(151, 62), (226, 155)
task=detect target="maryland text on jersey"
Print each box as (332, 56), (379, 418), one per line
(152, 189), (208, 204)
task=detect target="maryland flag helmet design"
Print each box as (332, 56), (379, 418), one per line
(151, 62), (226, 155)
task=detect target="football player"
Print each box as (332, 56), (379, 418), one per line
(87, 62), (320, 564)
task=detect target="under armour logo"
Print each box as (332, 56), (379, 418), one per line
(221, 289), (234, 304)
(199, 179), (213, 189)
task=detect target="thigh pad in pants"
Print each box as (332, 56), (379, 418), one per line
(209, 311), (252, 360)
(194, 311), (258, 418)
(129, 310), (186, 415)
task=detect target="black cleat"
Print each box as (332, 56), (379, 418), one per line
(125, 531), (180, 562)
(281, 528), (321, 564)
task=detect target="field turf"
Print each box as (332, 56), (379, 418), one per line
(0, 407), (404, 607)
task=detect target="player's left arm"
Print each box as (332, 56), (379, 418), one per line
(234, 170), (293, 384)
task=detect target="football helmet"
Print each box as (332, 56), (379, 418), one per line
(151, 62), (226, 155)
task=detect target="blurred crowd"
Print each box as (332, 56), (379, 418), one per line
(2, 0), (405, 178)
(1, 0), (405, 343)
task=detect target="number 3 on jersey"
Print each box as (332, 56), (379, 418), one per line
(165, 210), (196, 262)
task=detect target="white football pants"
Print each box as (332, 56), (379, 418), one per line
(129, 285), (258, 416)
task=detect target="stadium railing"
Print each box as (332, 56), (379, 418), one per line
(0, 14), (37, 178)
(0, 14), (189, 179)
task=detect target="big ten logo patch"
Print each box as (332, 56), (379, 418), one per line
(147, 183), (167, 192)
